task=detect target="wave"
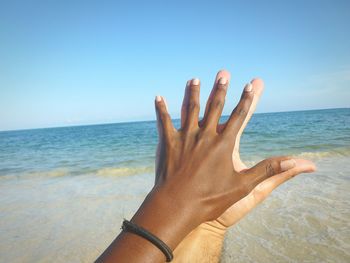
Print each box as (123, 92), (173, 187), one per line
(0, 168), (70, 181)
(30, 169), (70, 178)
(94, 149), (350, 177)
(0, 166), (155, 180)
(240, 148), (350, 166)
(28, 166), (156, 177)
(295, 148), (350, 159)
(1, 147), (349, 180)
(96, 166), (154, 177)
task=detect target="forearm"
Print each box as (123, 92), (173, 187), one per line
(96, 187), (199, 263)
(173, 222), (226, 263)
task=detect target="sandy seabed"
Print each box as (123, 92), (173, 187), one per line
(0, 156), (349, 263)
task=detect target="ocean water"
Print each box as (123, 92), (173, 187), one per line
(0, 108), (349, 262)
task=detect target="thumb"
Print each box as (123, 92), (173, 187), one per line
(255, 158), (317, 192)
(241, 156), (317, 192)
(247, 158), (316, 205)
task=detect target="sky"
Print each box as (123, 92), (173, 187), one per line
(0, 0), (349, 131)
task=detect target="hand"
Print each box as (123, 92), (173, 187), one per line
(153, 71), (303, 227)
(202, 71), (316, 230)
(172, 70), (316, 263)
(152, 69), (309, 251)
(98, 70), (314, 263)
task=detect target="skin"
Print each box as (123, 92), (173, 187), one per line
(173, 70), (316, 263)
(96, 70), (316, 263)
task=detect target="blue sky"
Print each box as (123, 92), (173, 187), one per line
(1, 0), (349, 131)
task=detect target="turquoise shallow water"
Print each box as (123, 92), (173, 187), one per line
(1, 108), (349, 178)
(0, 108), (349, 263)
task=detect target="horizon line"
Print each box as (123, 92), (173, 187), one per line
(1, 107), (348, 133)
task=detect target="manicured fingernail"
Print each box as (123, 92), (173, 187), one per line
(280, 159), (296, 172)
(244, 83), (252, 92)
(191, 78), (200, 85)
(219, 77), (227, 85)
(155, 95), (162, 102)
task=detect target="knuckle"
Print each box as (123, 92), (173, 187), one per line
(231, 106), (246, 119)
(196, 130), (212, 145)
(165, 136), (176, 148)
(188, 100), (199, 112)
(251, 186), (265, 203)
(217, 84), (228, 92)
(242, 101), (252, 112)
(157, 103), (166, 112)
(237, 107), (247, 117)
(237, 98), (253, 117)
(242, 93), (254, 106)
(243, 90), (254, 100)
(241, 181), (251, 196)
(190, 84), (200, 91)
(265, 162), (275, 177)
(265, 159), (280, 176)
(161, 111), (169, 119)
(237, 176), (252, 196)
(213, 99), (224, 110)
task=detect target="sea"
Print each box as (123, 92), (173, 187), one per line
(0, 108), (349, 262)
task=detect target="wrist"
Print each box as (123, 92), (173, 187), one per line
(199, 221), (227, 239)
(130, 186), (199, 250)
(173, 222), (226, 263)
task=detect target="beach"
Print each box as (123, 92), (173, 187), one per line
(0, 108), (349, 262)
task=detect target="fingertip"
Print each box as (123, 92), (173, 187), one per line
(155, 95), (162, 102)
(250, 78), (264, 95)
(251, 78), (264, 86)
(308, 162), (317, 172)
(191, 78), (200, 86)
(280, 159), (297, 172)
(216, 69), (231, 82)
(295, 159), (317, 173)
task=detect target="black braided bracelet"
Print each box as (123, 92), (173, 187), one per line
(122, 219), (173, 262)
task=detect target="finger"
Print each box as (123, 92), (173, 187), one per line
(155, 95), (175, 141)
(201, 77), (229, 131)
(183, 78), (201, 130)
(223, 82), (254, 139)
(251, 159), (317, 203)
(240, 156), (296, 191)
(155, 97), (163, 139)
(218, 159), (316, 227)
(162, 96), (170, 113)
(181, 80), (191, 129)
(199, 69), (231, 127)
(233, 78), (264, 153)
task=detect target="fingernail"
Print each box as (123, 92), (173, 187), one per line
(219, 77), (227, 85)
(155, 95), (162, 102)
(280, 159), (296, 172)
(192, 78), (200, 85)
(186, 80), (191, 87)
(244, 83), (252, 92)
